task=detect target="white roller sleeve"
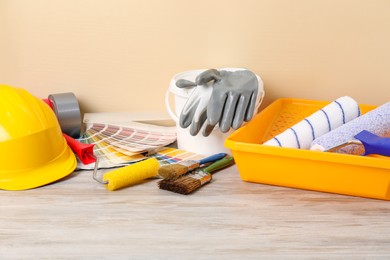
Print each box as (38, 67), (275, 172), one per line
(263, 96), (361, 149)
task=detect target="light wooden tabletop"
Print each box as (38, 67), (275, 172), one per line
(1, 165), (390, 259)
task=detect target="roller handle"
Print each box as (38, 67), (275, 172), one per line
(63, 133), (96, 164)
(203, 157), (235, 173)
(198, 153), (227, 165)
(355, 130), (390, 156)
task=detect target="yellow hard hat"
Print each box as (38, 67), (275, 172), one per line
(0, 85), (77, 190)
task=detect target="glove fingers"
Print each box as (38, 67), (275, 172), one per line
(189, 110), (207, 136)
(202, 120), (217, 137)
(195, 69), (221, 85)
(179, 95), (200, 128)
(232, 94), (250, 129)
(176, 79), (197, 89)
(189, 84), (213, 135)
(219, 93), (239, 133)
(207, 91), (227, 125)
(179, 107), (196, 128)
(245, 91), (258, 121)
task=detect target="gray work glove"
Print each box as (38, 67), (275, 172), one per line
(178, 69), (259, 137)
(177, 77), (214, 136)
(202, 69), (259, 135)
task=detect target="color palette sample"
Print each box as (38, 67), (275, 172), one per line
(76, 121), (204, 169)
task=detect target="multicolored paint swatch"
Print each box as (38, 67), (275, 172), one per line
(76, 121), (204, 169)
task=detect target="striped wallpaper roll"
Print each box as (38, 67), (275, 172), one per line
(263, 96), (361, 149)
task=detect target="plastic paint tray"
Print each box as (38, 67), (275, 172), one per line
(225, 98), (390, 200)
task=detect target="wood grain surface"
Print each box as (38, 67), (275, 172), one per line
(1, 165), (390, 259)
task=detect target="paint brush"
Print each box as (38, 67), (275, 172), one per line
(158, 152), (227, 180)
(158, 156), (235, 194)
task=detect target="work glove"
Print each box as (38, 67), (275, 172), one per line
(177, 76), (214, 136)
(178, 68), (260, 137)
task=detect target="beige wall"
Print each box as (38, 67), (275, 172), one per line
(1, 0), (389, 114)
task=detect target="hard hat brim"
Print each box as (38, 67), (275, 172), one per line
(0, 145), (77, 190)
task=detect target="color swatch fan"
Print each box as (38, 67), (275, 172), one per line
(76, 113), (177, 169)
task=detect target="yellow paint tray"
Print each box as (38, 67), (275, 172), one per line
(225, 98), (390, 200)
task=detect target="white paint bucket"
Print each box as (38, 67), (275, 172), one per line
(165, 68), (264, 156)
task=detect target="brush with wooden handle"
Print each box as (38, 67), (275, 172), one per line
(158, 156), (235, 195)
(158, 152), (227, 180)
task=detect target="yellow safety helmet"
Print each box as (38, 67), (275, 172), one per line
(0, 85), (76, 190)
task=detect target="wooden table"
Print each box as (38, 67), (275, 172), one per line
(1, 165), (390, 259)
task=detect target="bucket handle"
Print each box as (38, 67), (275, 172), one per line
(165, 89), (179, 123)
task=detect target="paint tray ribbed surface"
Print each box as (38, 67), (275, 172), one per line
(225, 98), (390, 200)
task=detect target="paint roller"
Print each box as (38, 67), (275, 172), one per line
(92, 157), (161, 191)
(65, 131), (161, 191)
(263, 96), (361, 149)
(325, 130), (390, 156)
(311, 101), (390, 155)
(43, 91), (162, 190)
(92, 153), (229, 191)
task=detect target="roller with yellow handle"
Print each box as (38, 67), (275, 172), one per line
(93, 157), (160, 191)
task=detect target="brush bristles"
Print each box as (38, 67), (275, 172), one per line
(159, 178), (201, 195)
(158, 172), (212, 195)
(158, 164), (189, 180)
